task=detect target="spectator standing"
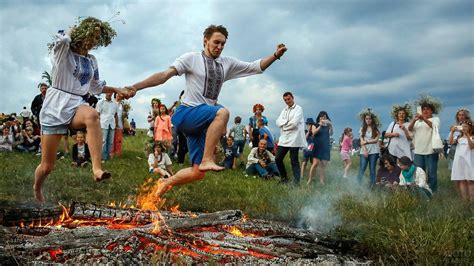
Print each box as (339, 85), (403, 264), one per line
(72, 131), (91, 167)
(275, 92), (306, 185)
(340, 127), (353, 178)
(249, 104), (268, 148)
(384, 104), (413, 160)
(229, 116), (247, 161)
(111, 93), (124, 157)
(357, 108), (381, 186)
(450, 120), (474, 201)
(154, 104), (173, 149)
(20, 106), (32, 120)
(96, 92), (119, 161)
(408, 95), (443, 193)
(300, 118), (315, 180)
(31, 83), (48, 125)
(130, 118), (136, 136)
(308, 111), (333, 185)
(448, 108), (471, 169)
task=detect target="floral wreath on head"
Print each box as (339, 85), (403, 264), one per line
(358, 108), (382, 128)
(414, 94), (443, 114)
(391, 103), (413, 122)
(48, 16), (117, 52)
(253, 104), (265, 113)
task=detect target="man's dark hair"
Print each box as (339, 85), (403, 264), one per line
(203, 25), (228, 40)
(39, 83), (48, 88)
(283, 92), (293, 98)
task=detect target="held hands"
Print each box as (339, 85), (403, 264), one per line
(116, 86), (137, 99)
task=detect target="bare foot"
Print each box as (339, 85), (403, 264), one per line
(154, 178), (172, 198)
(33, 185), (44, 203)
(198, 161), (225, 172)
(93, 169), (111, 182)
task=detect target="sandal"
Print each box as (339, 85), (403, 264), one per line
(94, 171), (111, 182)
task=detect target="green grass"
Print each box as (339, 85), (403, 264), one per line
(0, 130), (472, 264)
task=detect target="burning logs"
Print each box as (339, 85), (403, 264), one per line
(0, 202), (363, 264)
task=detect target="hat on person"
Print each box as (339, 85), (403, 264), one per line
(306, 118), (315, 125)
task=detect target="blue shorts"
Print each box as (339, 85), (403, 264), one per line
(41, 124), (69, 135)
(171, 104), (223, 164)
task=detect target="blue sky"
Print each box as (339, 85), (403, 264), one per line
(0, 0), (473, 139)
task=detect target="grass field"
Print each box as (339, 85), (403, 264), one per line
(0, 130), (472, 264)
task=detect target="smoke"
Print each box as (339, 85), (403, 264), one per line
(296, 162), (374, 233)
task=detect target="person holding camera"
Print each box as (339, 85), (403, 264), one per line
(448, 108), (471, 169)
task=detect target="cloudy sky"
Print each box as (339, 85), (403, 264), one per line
(1, 0), (473, 138)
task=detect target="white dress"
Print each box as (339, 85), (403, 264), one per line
(40, 32), (105, 127)
(386, 121), (412, 159)
(451, 137), (474, 181)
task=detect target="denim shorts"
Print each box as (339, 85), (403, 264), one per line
(41, 124), (69, 135)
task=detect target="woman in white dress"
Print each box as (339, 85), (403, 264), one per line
(384, 104), (413, 160)
(34, 17), (130, 202)
(450, 120), (474, 201)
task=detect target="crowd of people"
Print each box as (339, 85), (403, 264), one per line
(1, 19), (472, 204)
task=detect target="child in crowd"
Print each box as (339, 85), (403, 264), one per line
(246, 139), (280, 179)
(229, 116), (247, 163)
(148, 142), (173, 179)
(450, 120), (474, 201)
(340, 127), (353, 178)
(154, 104), (172, 150)
(72, 131), (91, 167)
(301, 118), (315, 179)
(16, 127), (41, 152)
(0, 127), (15, 152)
(257, 118), (274, 153)
(398, 156), (432, 198)
(222, 136), (238, 169)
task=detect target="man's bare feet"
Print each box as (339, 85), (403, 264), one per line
(198, 160), (225, 172)
(93, 169), (111, 182)
(33, 185), (44, 203)
(154, 178), (172, 198)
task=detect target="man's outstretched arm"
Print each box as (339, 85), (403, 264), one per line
(129, 67), (178, 92)
(260, 43), (287, 71)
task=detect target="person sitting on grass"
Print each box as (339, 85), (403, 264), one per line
(397, 156), (432, 198)
(246, 139), (280, 179)
(148, 142), (173, 179)
(72, 131), (91, 167)
(376, 154), (400, 187)
(0, 127), (15, 152)
(16, 127), (41, 152)
(221, 136), (238, 169)
(257, 118), (274, 153)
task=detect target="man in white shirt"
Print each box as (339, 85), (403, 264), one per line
(127, 25), (287, 197)
(275, 92), (306, 185)
(96, 92), (118, 161)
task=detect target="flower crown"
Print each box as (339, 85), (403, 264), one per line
(390, 103), (413, 121)
(414, 94), (443, 114)
(358, 108), (382, 128)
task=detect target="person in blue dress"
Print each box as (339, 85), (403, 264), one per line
(308, 111), (333, 185)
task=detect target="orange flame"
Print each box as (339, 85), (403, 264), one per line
(223, 225), (256, 237)
(170, 204), (180, 213)
(136, 178), (167, 211)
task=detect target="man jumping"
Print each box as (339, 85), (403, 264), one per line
(127, 25), (287, 197)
